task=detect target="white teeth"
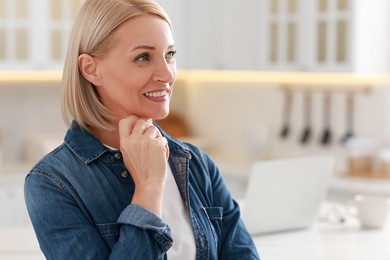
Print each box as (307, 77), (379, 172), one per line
(144, 90), (168, 98)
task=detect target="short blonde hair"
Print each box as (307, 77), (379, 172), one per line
(61, 0), (172, 131)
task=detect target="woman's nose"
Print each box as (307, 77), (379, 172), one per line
(153, 59), (176, 83)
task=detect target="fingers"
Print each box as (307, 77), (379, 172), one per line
(144, 125), (162, 139)
(119, 115), (138, 139)
(119, 116), (162, 139)
(159, 137), (170, 159)
(132, 119), (153, 135)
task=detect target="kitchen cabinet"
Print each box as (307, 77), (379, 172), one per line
(0, 0), (389, 72)
(259, 0), (390, 73)
(162, 0), (389, 72)
(0, 0), (84, 70)
(0, 0), (30, 68)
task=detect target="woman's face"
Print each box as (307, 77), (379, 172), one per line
(94, 14), (176, 121)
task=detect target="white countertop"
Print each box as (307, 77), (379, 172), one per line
(1, 202), (389, 259)
(254, 214), (390, 259)
(255, 228), (390, 259)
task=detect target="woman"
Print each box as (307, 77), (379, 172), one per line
(24, 0), (260, 259)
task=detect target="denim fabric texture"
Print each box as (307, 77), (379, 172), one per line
(24, 121), (260, 260)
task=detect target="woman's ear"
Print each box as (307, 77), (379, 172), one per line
(78, 54), (102, 86)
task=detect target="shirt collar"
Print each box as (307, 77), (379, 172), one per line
(64, 121), (109, 164)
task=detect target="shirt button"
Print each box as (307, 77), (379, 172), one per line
(114, 153), (122, 160)
(121, 171), (129, 178)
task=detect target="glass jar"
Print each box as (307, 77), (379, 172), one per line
(345, 138), (379, 177)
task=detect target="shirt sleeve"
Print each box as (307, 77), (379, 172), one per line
(24, 172), (173, 260)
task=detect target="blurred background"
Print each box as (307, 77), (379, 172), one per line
(1, 0), (390, 257)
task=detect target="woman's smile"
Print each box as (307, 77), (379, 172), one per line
(143, 88), (170, 100)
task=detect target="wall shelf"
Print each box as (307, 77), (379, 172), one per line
(177, 70), (390, 92)
(0, 71), (62, 85)
(0, 70), (389, 90)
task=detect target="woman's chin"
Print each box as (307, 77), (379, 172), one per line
(151, 108), (170, 120)
(152, 113), (169, 121)
(116, 109), (170, 121)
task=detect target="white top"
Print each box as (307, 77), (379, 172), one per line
(162, 166), (196, 259)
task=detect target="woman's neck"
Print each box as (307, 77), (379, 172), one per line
(89, 126), (120, 149)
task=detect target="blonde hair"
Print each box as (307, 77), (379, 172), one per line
(61, 0), (172, 131)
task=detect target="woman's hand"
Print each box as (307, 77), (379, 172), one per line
(119, 115), (169, 217)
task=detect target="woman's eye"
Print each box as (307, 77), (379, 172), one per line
(135, 54), (150, 62)
(166, 50), (177, 61)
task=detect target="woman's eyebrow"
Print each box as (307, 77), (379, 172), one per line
(130, 45), (156, 52)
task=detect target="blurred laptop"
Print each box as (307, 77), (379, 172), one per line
(240, 155), (335, 235)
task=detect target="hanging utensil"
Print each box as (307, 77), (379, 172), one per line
(300, 91), (312, 144)
(320, 91), (332, 145)
(280, 88), (293, 139)
(340, 91), (355, 144)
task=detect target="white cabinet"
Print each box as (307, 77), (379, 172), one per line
(259, 0), (303, 70)
(164, 0), (389, 72)
(259, 0), (390, 72)
(0, 0), (388, 72)
(0, 0), (31, 69)
(0, 0), (84, 70)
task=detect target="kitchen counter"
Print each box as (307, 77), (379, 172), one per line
(254, 202), (390, 259)
(329, 176), (390, 201)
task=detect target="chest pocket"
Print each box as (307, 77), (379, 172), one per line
(202, 207), (223, 250)
(96, 223), (121, 249)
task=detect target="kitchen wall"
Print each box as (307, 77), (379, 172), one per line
(0, 83), (66, 166)
(2, 74), (387, 176)
(172, 79), (390, 175)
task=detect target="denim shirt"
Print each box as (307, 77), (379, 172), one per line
(24, 121), (260, 260)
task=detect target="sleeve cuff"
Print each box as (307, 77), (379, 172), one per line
(118, 204), (173, 252)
